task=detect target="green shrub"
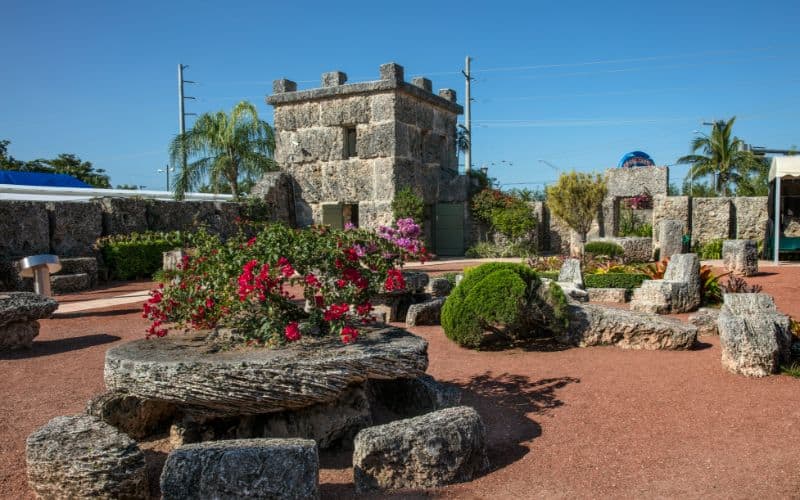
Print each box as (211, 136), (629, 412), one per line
(96, 231), (186, 280)
(490, 200), (536, 240)
(619, 207), (652, 237)
(391, 186), (425, 223)
(538, 271), (559, 281)
(584, 241), (624, 257)
(441, 262), (568, 349)
(465, 241), (534, 258)
(697, 239), (723, 259)
(584, 273), (650, 289)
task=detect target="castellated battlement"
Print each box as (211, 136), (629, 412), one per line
(268, 62), (461, 112)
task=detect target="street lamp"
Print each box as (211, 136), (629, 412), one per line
(158, 165), (176, 191)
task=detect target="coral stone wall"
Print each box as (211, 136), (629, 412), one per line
(691, 197), (733, 245)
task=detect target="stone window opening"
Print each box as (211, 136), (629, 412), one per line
(321, 202), (359, 229)
(344, 126), (358, 158)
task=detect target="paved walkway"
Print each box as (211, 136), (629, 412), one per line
(54, 289), (150, 315)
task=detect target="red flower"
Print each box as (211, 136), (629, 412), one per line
(342, 268), (368, 290)
(284, 321), (301, 342)
(344, 247), (359, 262)
(304, 274), (321, 288)
(356, 302), (372, 316)
(323, 303), (349, 321)
(340, 325), (358, 344)
(336, 279), (347, 288)
(384, 269), (405, 292)
(314, 295), (325, 307)
(246, 237), (257, 247)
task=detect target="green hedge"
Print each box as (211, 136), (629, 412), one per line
(584, 241), (624, 257)
(538, 271), (559, 280)
(96, 231), (186, 280)
(584, 273), (649, 289)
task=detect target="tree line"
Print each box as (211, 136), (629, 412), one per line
(0, 140), (112, 188)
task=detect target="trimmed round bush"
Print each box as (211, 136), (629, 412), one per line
(584, 241), (624, 258)
(441, 262), (569, 349)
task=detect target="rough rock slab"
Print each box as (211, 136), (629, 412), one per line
(26, 415), (148, 500)
(718, 293), (791, 377)
(406, 298), (445, 326)
(0, 292), (58, 326)
(58, 257), (98, 287)
(557, 282), (589, 302)
(402, 271), (430, 293)
(86, 389), (178, 440)
(659, 219), (684, 260)
(105, 326), (428, 416)
(426, 277), (453, 297)
(561, 303), (697, 350)
(369, 375), (461, 418)
(0, 321), (40, 350)
(0, 292), (58, 350)
(353, 406), (489, 492)
(160, 438), (319, 500)
(51, 273), (91, 295)
(169, 384), (372, 450)
(722, 239), (758, 277)
(587, 287), (629, 303)
(662, 253), (701, 312)
(688, 308), (720, 336)
(558, 258), (584, 288)
(630, 280), (675, 314)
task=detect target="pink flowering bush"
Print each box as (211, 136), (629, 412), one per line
(625, 192), (653, 210)
(377, 218), (428, 262)
(143, 223), (424, 346)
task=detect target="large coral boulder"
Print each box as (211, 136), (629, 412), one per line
(160, 438), (319, 500)
(562, 303), (697, 350)
(26, 415), (148, 499)
(104, 326), (428, 416)
(353, 406), (489, 492)
(0, 292), (58, 350)
(718, 293), (791, 377)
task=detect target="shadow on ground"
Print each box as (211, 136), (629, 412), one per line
(454, 372), (579, 472)
(0, 333), (120, 359)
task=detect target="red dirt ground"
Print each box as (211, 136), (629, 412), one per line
(2, 264), (799, 498)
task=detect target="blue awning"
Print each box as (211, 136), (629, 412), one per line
(0, 170), (92, 188)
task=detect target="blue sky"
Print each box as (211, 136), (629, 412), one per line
(2, 0), (799, 191)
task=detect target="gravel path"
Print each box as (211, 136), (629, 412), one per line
(2, 266), (800, 498)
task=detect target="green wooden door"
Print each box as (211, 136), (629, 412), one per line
(435, 203), (465, 256)
(321, 203), (343, 230)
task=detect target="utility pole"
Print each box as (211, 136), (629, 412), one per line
(177, 64), (196, 177)
(462, 56), (473, 174)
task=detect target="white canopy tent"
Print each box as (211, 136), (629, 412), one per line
(768, 156), (800, 263)
(0, 184), (233, 202)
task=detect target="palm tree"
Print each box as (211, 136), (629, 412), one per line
(456, 124), (470, 172)
(169, 100), (276, 199)
(676, 116), (760, 196)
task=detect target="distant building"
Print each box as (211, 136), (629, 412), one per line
(266, 62), (470, 255)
